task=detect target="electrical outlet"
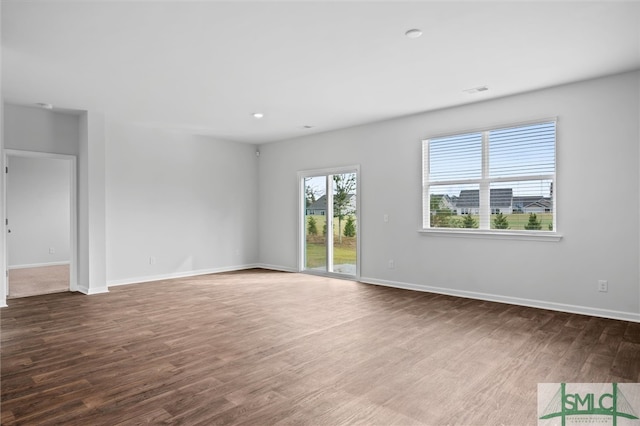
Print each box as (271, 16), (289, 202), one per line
(383, 214), (389, 223)
(598, 280), (608, 292)
(49, 247), (55, 254)
(149, 256), (156, 265)
(388, 259), (395, 269)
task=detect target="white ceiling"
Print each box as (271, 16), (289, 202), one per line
(2, 1), (639, 144)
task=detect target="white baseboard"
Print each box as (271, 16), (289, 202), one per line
(9, 261), (70, 270)
(255, 263), (298, 273)
(77, 285), (109, 295)
(359, 276), (640, 323)
(107, 264), (261, 287)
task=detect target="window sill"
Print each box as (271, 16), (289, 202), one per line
(418, 228), (563, 242)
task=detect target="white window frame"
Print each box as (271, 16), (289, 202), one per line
(420, 118), (562, 242)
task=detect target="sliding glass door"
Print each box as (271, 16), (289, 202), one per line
(300, 167), (359, 278)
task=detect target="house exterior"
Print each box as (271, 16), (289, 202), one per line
(430, 194), (455, 212)
(306, 194), (356, 216)
(512, 196), (553, 213)
(432, 189), (553, 215)
(454, 189), (514, 215)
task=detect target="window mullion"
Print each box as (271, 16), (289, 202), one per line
(479, 131), (490, 229)
(423, 140), (431, 228)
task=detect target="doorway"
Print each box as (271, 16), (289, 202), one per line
(5, 150), (77, 298)
(299, 166), (359, 279)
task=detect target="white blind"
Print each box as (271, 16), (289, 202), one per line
(428, 132), (482, 182)
(489, 122), (556, 178)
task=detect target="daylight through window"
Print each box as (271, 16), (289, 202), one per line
(423, 120), (556, 232)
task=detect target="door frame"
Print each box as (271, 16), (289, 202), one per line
(4, 149), (78, 295)
(298, 165), (360, 280)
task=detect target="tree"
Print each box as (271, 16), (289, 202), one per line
(305, 185), (318, 208)
(322, 222), (327, 236)
(493, 213), (509, 229)
(449, 217), (462, 228)
(524, 213), (542, 230)
(462, 215), (477, 229)
(343, 216), (356, 237)
(307, 216), (318, 236)
(430, 195), (453, 228)
(333, 173), (356, 244)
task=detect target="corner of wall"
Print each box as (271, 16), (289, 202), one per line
(78, 111), (107, 294)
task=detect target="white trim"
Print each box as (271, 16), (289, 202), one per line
(419, 228), (563, 242)
(479, 131), (490, 229)
(257, 263), (298, 273)
(9, 261), (70, 269)
(297, 176), (305, 273)
(77, 285), (108, 295)
(423, 116), (558, 142)
(304, 268), (360, 282)
(298, 165), (362, 178)
(107, 264), (261, 287)
(359, 276), (640, 323)
(326, 175), (334, 273)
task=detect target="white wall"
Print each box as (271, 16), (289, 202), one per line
(4, 104), (79, 155)
(7, 155), (70, 267)
(258, 71), (640, 321)
(106, 122), (259, 285)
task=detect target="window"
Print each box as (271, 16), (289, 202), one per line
(423, 120), (556, 233)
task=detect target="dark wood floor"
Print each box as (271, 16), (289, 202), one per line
(1, 269), (639, 425)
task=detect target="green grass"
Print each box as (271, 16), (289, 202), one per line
(305, 243), (327, 269)
(495, 213), (553, 230)
(305, 242), (357, 269)
(434, 213), (554, 230)
(305, 214), (358, 269)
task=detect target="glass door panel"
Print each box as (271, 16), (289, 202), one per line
(331, 173), (357, 275)
(304, 176), (327, 272)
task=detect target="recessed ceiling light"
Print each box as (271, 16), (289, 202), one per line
(405, 29), (423, 39)
(463, 86), (489, 94)
(252, 112), (264, 119)
(36, 102), (53, 109)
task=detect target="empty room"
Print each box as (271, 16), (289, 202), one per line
(1, 1), (639, 425)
